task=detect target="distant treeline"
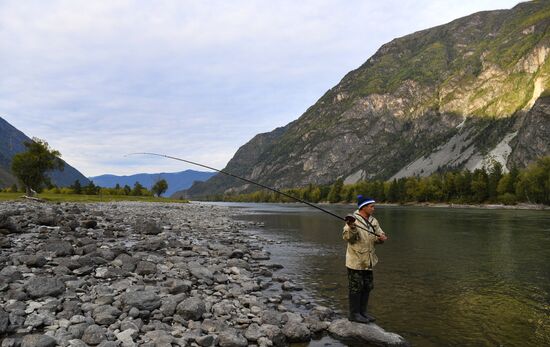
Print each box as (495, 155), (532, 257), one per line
(3, 181), (154, 197)
(216, 156), (550, 206)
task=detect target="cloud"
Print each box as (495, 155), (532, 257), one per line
(0, 0), (521, 176)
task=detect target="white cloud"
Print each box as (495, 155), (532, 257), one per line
(0, 0), (522, 176)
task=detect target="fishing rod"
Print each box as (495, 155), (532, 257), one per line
(126, 152), (380, 237)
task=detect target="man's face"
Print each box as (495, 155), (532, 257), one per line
(363, 204), (375, 215)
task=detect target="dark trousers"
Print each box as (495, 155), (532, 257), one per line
(347, 268), (374, 317)
(347, 268), (374, 294)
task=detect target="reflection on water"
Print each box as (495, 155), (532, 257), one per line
(209, 202), (550, 346)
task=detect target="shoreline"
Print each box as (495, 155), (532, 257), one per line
(220, 200), (550, 211)
(0, 200), (407, 346)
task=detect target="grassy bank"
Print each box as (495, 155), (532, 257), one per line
(0, 192), (188, 203)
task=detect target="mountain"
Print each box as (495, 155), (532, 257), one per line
(90, 170), (215, 197)
(185, 1), (550, 198)
(0, 117), (90, 188)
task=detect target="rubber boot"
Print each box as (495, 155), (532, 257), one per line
(360, 290), (376, 322)
(348, 292), (371, 324)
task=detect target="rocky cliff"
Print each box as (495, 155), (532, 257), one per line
(0, 117), (90, 188)
(184, 1), (550, 198)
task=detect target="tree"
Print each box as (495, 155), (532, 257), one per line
(71, 179), (82, 194)
(85, 181), (99, 195)
(327, 179), (344, 203)
(11, 138), (64, 196)
(123, 184), (131, 195)
(471, 168), (489, 203)
(152, 179), (168, 197)
(487, 161), (503, 202)
(131, 181), (144, 196)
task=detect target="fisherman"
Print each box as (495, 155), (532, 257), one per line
(343, 195), (388, 324)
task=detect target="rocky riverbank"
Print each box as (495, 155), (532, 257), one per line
(0, 201), (407, 347)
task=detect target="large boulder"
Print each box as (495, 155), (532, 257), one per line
(328, 319), (409, 346)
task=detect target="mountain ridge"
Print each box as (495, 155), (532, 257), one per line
(183, 1), (550, 198)
(90, 170), (215, 197)
(0, 117), (89, 188)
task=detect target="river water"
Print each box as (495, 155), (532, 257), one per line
(207, 202), (550, 347)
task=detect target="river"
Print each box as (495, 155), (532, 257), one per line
(205, 202), (550, 347)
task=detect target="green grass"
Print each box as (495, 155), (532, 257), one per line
(0, 192), (189, 203)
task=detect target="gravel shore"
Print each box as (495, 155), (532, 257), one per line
(0, 200), (407, 347)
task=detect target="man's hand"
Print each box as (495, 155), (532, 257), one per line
(344, 215), (356, 227)
(377, 234), (388, 242)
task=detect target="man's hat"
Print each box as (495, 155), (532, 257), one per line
(357, 195), (375, 209)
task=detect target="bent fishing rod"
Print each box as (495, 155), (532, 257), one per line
(126, 152), (380, 237)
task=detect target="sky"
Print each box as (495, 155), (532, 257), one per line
(0, 0), (522, 177)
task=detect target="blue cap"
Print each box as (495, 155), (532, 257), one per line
(357, 195), (375, 209)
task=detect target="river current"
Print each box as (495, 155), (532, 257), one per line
(204, 202), (550, 346)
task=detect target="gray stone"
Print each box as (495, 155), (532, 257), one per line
(218, 330), (248, 347)
(24, 312), (45, 328)
(166, 278), (192, 294)
(260, 325), (286, 347)
(93, 305), (121, 325)
(281, 281), (302, 291)
(82, 324), (108, 345)
(1, 337), (20, 347)
(81, 220), (98, 229)
(196, 334), (215, 347)
(176, 297), (206, 321)
(21, 254), (48, 268)
(250, 251), (270, 260)
(143, 330), (173, 345)
(67, 340), (89, 347)
(122, 290), (161, 311)
(128, 307), (140, 318)
(229, 249), (244, 258)
(95, 248), (115, 260)
(0, 212), (19, 233)
(0, 307), (9, 333)
(136, 220), (162, 235)
(116, 328), (137, 347)
(160, 294), (185, 317)
(261, 311), (283, 326)
(25, 276), (65, 298)
(0, 266), (23, 281)
(36, 212), (58, 226)
(135, 261), (157, 275)
(69, 323), (91, 339)
(189, 262), (214, 280)
(44, 240), (74, 256)
(282, 321), (311, 342)
(211, 300), (235, 316)
(21, 334), (57, 347)
(97, 342), (120, 347)
(244, 323), (263, 342)
(328, 319), (409, 346)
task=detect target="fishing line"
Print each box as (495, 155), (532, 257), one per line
(126, 152), (379, 236)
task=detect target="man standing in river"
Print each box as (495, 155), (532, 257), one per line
(343, 195), (388, 324)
